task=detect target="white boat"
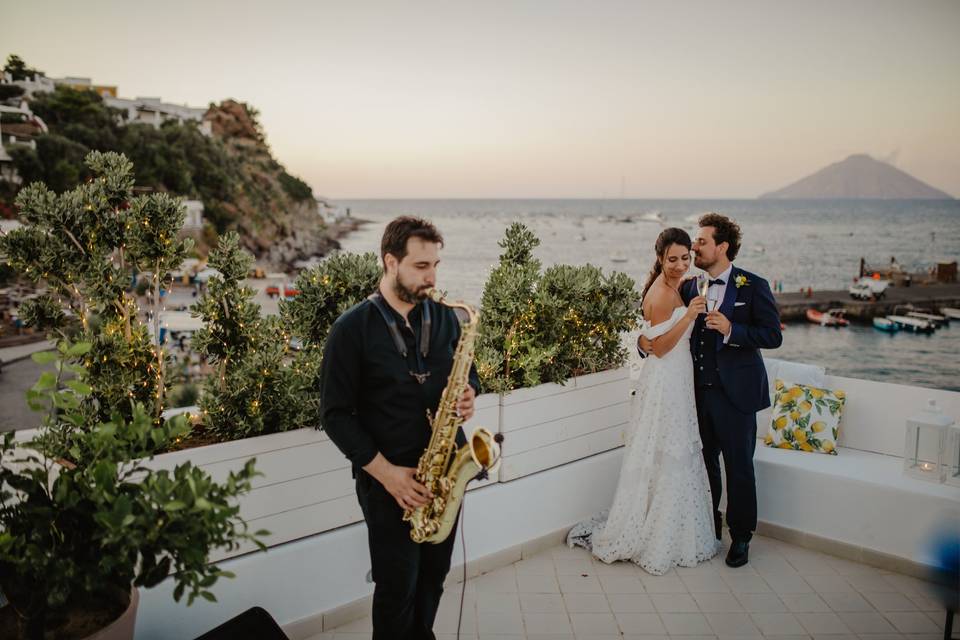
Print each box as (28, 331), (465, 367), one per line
(941, 307), (960, 320)
(872, 317), (899, 332)
(886, 315), (935, 333)
(906, 311), (948, 326)
(639, 211), (665, 224)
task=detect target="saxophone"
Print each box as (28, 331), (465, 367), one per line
(403, 288), (502, 544)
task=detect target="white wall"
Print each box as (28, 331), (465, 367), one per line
(132, 364), (960, 638)
(134, 449), (624, 639)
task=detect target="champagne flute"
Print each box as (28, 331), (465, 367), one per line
(698, 275), (709, 313)
(707, 288), (721, 313)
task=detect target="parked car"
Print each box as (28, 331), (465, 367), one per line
(849, 277), (891, 300)
(266, 285), (300, 299)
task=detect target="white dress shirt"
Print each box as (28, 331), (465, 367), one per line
(705, 263), (733, 343)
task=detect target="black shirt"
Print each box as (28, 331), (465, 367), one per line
(319, 296), (479, 474)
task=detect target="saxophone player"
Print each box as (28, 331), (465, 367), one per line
(320, 216), (479, 640)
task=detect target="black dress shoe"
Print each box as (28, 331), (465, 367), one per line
(725, 540), (749, 568)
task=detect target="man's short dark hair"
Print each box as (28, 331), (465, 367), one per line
(698, 212), (742, 261)
(380, 216), (444, 268)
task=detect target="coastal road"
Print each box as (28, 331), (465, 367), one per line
(0, 357), (44, 432)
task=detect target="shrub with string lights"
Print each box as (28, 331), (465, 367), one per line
(475, 222), (640, 393)
(281, 251), (381, 349)
(0, 151), (192, 435)
(190, 232), (319, 441)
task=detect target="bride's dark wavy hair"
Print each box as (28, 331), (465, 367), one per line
(641, 227), (693, 305)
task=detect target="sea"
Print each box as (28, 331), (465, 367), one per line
(337, 199), (960, 392)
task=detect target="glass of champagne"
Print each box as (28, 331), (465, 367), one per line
(698, 276), (709, 313)
(707, 288), (721, 313)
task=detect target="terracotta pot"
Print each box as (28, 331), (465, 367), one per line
(83, 588), (139, 640)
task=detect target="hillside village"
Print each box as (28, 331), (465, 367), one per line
(0, 54), (360, 344)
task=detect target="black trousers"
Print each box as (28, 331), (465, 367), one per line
(356, 471), (458, 640)
(696, 385), (758, 543)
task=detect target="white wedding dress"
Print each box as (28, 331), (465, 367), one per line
(567, 306), (719, 575)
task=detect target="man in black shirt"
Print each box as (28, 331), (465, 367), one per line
(320, 216), (478, 640)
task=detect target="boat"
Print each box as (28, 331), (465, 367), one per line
(872, 317), (900, 333)
(609, 252), (629, 263)
(806, 308), (849, 327)
(639, 211), (665, 224)
(906, 311), (948, 326)
(941, 307), (960, 320)
(886, 315), (935, 333)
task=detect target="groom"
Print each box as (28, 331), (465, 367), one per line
(641, 212), (782, 567)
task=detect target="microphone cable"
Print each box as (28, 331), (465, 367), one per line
(455, 432), (504, 639)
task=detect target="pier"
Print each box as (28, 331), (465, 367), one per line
(776, 282), (960, 323)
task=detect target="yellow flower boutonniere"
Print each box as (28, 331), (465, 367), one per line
(735, 274), (749, 288)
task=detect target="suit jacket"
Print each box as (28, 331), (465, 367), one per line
(682, 266), (782, 414)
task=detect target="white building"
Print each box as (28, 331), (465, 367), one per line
(104, 95), (211, 135)
(182, 199), (204, 230)
(0, 104), (48, 184)
(1, 72), (55, 99)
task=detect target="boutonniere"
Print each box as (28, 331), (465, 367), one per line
(735, 274), (749, 288)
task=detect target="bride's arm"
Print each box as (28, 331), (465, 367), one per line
(647, 293), (706, 358)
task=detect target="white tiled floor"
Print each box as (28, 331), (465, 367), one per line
(307, 534), (954, 640)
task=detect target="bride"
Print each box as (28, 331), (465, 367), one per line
(568, 227), (719, 575)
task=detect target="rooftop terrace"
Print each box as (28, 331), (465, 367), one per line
(309, 534), (952, 640)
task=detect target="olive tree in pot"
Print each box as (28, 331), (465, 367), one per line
(0, 343), (264, 639)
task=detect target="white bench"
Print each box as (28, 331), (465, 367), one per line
(754, 359), (960, 572)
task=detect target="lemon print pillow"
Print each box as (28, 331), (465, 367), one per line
(765, 379), (846, 454)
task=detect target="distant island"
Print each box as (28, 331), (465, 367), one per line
(760, 154), (954, 200)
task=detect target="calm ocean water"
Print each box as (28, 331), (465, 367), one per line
(337, 199), (960, 391)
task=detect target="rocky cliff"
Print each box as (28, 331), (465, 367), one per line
(201, 100), (340, 268)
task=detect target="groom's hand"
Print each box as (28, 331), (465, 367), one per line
(638, 335), (654, 354)
(706, 310), (731, 337)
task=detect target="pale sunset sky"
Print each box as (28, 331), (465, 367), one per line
(4, 0), (959, 198)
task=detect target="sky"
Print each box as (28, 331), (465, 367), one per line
(4, 0), (959, 199)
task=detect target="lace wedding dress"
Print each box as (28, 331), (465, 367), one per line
(568, 306), (719, 575)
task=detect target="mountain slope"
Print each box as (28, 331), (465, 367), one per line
(760, 154), (953, 199)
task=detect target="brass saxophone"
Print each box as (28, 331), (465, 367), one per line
(403, 288), (502, 544)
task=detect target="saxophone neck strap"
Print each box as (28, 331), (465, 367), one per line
(368, 292), (431, 360)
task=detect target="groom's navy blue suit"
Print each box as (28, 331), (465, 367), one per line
(681, 266), (782, 543)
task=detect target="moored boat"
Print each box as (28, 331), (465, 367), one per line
(886, 315), (935, 333)
(806, 308), (849, 327)
(940, 307), (960, 320)
(872, 317), (900, 333)
(906, 311), (949, 326)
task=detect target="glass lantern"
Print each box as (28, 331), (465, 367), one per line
(903, 399), (952, 482)
(944, 422), (960, 487)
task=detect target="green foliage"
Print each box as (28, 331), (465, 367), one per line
(0, 83), (25, 103)
(0, 151), (193, 426)
(476, 223), (640, 393)
(0, 345), (263, 639)
(282, 251), (381, 348)
(28, 87), (122, 151)
(8, 134), (92, 193)
(189, 232), (260, 365)
(192, 233), (320, 440)
(5, 85), (315, 239)
(3, 54), (42, 81)
(278, 170), (314, 201)
(17, 296), (67, 334)
(168, 383), (199, 409)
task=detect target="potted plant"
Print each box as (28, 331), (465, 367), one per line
(0, 342), (263, 639)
